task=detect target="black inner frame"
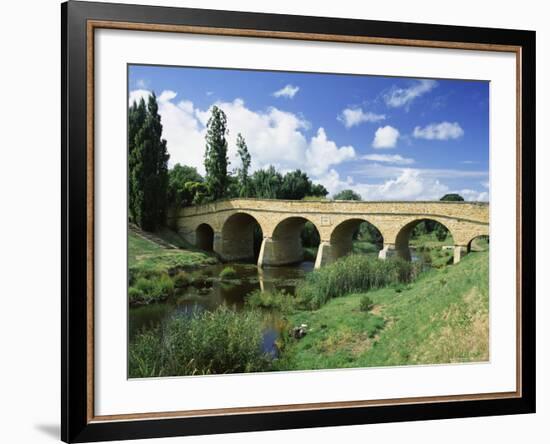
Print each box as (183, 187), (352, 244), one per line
(61, 1), (536, 442)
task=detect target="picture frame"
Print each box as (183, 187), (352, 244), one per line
(61, 1), (536, 442)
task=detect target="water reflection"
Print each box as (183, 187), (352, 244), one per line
(128, 261), (315, 355)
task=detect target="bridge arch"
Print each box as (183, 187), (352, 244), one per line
(467, 234), (490, 253)
(258, 216), (320, 267)
(393, 218), (454, 262)
(195, 223), (214, 252)
(219, 212), (264, 262)
(328, 218), (384, 263)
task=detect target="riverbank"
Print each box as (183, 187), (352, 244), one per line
(275, 250), (489, 370)
(129, 227), (219, 306)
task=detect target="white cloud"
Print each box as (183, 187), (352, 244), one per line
(306, 128), (355, 176)
(351, 163), (488, 180)
(372, 125), (400, 149)
(384, 79), (437, 109)
(323, 167), (488, 202)
(456, 188), (489, 202)
(128, 89), (355, 180)
(273, 84), (300, 98)
(158, 90), (177, 103)
(354, 169), (450, 201)
(413, 121), (464, 140)
(362, 154), (414, 165)
(128, 89), (151, 106)
(337, 107), (385, 128)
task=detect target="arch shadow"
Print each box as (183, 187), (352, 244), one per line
(220, 212), (263, 262)
(195, 223), (214, 252)
(395, 218), (454, 262)
(266, 216), (321, 266)
(467, 234), (490, 253)
(329, 218), (384, 263)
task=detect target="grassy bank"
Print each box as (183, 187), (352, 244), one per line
(129, 228), (218, 306)
(274, 251), (489, 371)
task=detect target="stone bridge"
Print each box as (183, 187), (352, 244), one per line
(168, 198), (489, 268)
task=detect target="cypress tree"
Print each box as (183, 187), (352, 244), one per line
(236, 133), (252, 197)
(204, 106), (229, 201)
(128, 93), (169, 231)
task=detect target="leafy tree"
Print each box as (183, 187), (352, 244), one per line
(301, 222), (320, 248)
(309, 183), (329, 198)
(167, 164), (203, 207)
(204, 106), (229, 201)
(440, 193), (464, 201)
(185, 181), (209, 205)
(235, 133), (252, 197)
(435, 223), (449, 241)
(128, 93), (170, 231)
(333, 189), (362, 201)
(280, 169), (311, 200)
(251, 166), (283, 199)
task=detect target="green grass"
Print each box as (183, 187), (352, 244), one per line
(275, 251), (489, 371)
(129, 231), (218, 277)
(128, 228), (219, 306)
(245, 289), (297, 312)
(352, 240), (381, 256)
(409, 232), (453, 248)
(219, 266), (237, 280)
(295, 255), (418, 309)
(129, 305), (271, 377)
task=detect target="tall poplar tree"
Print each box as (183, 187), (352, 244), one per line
(128, 93), (170, 231)
(204, 106), (229, 201)
(128, 97), (147, 224)
(236, 133), (252, 197)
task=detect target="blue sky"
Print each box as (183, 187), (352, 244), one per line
(129, 64), (489, 201)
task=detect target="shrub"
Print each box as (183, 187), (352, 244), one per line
(219, 266), (237, 280)
(296, 255), (418, 309)
(128, 286), (145, 305)
(173, 271), (191, 288)
(421, 251), (432, 264)
(245, 290), (296, 312)
(359, 295), (374, 312)
(129, 305), (271, 377)
(129, 273), (174, 305)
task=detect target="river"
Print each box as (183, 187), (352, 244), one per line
(128, 261), (315, 356)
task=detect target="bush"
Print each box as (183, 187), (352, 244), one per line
(421, 251), (432, 264)
(173, 271), (191, 288)
(129, 273), (174, 306)
(129, 305), (271, 377)
(359, 295), (374, 312)
(296, 255), (418, 309)
(246, 290), (296, 312)
(219, 266), (237, 280)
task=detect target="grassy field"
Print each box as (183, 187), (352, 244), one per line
(129, 229), (218, 276)
(274, 250), (489, 370)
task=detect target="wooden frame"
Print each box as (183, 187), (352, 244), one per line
(62, 1), (536, 442)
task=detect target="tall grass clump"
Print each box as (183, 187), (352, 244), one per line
(245, 289), (297, 312)
(296, 255), (417, 309)
(129, 272), (174, 306)
(129, 305), (271, 377)
(219, 266), (237, 280)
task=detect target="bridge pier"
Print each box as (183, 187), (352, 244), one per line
(314, 241), (333, 269)
(453, 245), (467, 264)
(378, 243), (396, 260)
(257, 237), (304, 267)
